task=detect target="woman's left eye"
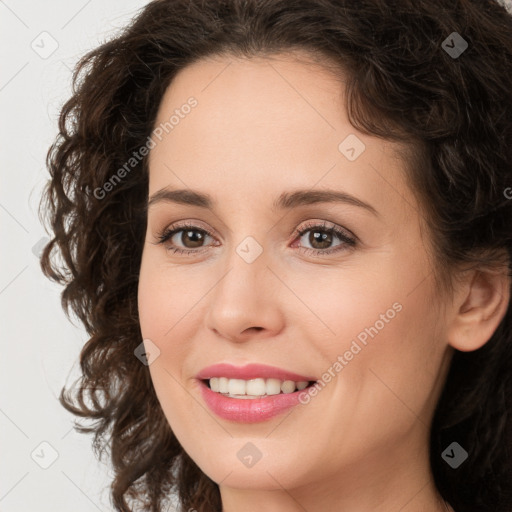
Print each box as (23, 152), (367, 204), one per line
(154, 220), (357, 257)
(292, 221), (357, 256)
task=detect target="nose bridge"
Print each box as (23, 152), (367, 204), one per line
(217, 231), (269, 303)
(217, 204), (275, 286)
(204, 226), (283, 339)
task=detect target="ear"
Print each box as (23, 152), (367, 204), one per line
(447, 267), (511, 352)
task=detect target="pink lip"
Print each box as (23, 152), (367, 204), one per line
(196, 363), (316, 382)
(198, 380), (313, 423)
(195, 363), (317, 423)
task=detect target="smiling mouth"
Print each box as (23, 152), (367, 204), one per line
(202, 377), (317, 399)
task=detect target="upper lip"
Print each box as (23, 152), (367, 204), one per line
(196, 363), (317, 382)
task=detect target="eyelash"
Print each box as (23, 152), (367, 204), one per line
(154, 220), (357, 257)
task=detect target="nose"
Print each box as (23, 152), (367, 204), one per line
(204, 242), (285, 343)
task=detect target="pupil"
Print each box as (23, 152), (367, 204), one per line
(183, 230), (203, 248)
(311, 230), (331, 249)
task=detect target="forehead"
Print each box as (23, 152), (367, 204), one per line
(149, 53), (349, 163)
(147, 53), (416, 226)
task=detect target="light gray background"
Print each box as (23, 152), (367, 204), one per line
(0, 2), (174, 511)
(3, 1), (512, 511)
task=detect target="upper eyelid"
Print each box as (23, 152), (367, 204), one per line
(158, 219), (351, 238)
(162, 217), (350, 230)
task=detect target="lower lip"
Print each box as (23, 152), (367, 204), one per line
(198, 379), (311, 423)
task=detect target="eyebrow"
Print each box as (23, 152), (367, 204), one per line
(147, 187), (379, 216)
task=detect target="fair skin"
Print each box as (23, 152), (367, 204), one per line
(137, 52), (509, 512)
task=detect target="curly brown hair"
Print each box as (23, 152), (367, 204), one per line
(39, 0), (512, 511)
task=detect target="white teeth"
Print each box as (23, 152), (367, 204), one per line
(281, 380), (296, 393)
(219, 377), (229, 393)
(228, 378), (246, 395)
(246, 378), (266, 395)
(210, 377), (220, 392)
(266, 378), (281, 395)
(207, 377), (311, 398)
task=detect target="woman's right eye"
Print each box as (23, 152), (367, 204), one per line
(155, 223), (215, 255)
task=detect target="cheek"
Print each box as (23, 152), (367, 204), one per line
(137, 264), (197, 437)
(332, 283), (445, 437)
(137, 254), (195, 337)
(295, 269), (403, 355)
(138, 261), (182, 388)
(307, 264), (443, 409)
(137, 256), (205, 386)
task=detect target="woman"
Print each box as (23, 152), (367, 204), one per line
(39, 1), (512, 511)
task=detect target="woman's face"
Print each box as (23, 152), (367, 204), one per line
(138, 54), (454, 508)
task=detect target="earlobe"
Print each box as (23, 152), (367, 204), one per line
(447, 268), (511, 352)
